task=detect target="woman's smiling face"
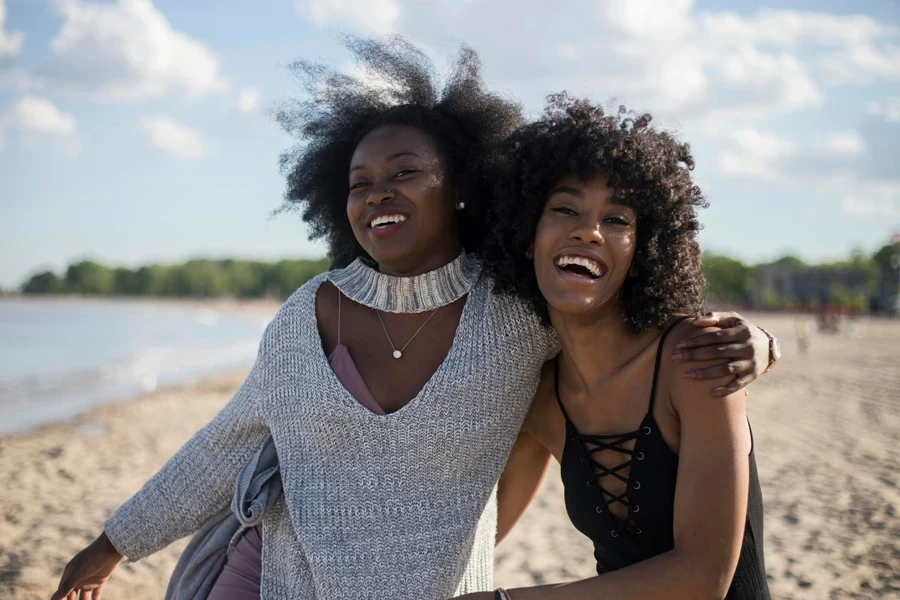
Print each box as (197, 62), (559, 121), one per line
(347, 124), (461, 275)
(533, 173), (638, 320)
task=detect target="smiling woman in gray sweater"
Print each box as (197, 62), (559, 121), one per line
(52, 37), (774, 600)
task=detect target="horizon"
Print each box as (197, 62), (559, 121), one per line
(2, 0), (899, 288)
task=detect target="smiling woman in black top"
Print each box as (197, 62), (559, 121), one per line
(466, 96), (771, 600)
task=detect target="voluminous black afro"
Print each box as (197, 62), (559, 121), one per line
(277, 35), (523, 268)
(482, 94), (708, 332)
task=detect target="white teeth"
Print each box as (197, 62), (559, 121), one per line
(370, 214), (407, 228)
(556, 255), (603, 277)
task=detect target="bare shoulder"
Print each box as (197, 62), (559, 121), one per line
(663, 319), (747, 420)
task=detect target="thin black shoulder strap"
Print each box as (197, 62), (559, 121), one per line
(552, 355), (574, 424)
(648, 316), (693, 413)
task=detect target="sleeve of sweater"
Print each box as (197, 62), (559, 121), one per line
(103, 327), (273, 561)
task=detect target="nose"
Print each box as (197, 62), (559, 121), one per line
(568, 219), (605, 246)
(366, 186), (396, 207)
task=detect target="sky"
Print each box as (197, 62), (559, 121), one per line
(1, 0), (899, 289)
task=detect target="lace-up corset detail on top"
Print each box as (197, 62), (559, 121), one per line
(553, 318), (685, 573)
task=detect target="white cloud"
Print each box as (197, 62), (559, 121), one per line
(139, 115), (206, 158)
(867, 98), (900, 122)
(299, 0), (401, 34)
(716, 127), (797, 180)
(0, 0), (23, 58)
(814, 132), (865, 156)
(33, 0), (227, 101)
(1, 96), (76, 137)
(237, 88), (262, 115)
(841, 193), (899, 217)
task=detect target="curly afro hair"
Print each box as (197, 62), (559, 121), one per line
(482, 94), (708, 332)
(276, 35), (523, 268)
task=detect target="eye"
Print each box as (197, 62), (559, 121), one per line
(605, 215), (632, 226)
(393, 169), (418, 178)
(551, 206), (577, 216)
(349, 181), (370, 191)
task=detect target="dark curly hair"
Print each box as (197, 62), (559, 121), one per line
(276, 35), (522, 268)
(482, 94), (708, 332)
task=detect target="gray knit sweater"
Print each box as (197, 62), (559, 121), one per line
(105, 258), (557, 599)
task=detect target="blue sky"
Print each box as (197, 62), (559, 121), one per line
(1, 0), (898, 289)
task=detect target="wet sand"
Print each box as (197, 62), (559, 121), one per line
(1, 313), (897, 599)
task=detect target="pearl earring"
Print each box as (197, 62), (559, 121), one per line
(456, 201), (466, 210)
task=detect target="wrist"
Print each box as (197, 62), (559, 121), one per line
(96, 531), (124, 560)
(758, 326), (780, 373)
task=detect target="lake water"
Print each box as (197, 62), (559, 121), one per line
(0, 298), (272, 435)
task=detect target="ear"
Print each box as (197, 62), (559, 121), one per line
(628, 259), (638, 278)
(525, 243), (535, 260)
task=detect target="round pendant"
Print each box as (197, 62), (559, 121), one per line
(392, 350), (402, 359)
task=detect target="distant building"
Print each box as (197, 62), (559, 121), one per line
(874, 266), (900, 314)
(753, 263), (874, 309)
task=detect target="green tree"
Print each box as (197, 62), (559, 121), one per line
(65, 261), (114, 294)
(772, 255), (807, 268)
(221, 259), (266, 297)
(132, 265), (170, 296)
(21, 271), (65, 294)
(113, 268), (140, 295)
(873, 242), (900, 271)
(269, 258), (330, 298)
(760, 287), (785, 311)
(828, 283), (852, 307)
(166, 260), (229, 296)
(702, 253), (753, 304)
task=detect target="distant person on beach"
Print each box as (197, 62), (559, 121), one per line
(52, 37), (776, 600)
(462, 96), (771, 599)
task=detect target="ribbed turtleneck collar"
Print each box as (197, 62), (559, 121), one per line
(326, 252), (481, 314)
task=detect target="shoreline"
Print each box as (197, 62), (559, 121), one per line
(2, 313), (898, 598)
(0, 297), (280, 436)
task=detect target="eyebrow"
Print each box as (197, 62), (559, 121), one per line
(548, 185), (584, 197)
(350, 151), (421, 172)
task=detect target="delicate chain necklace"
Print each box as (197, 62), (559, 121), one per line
(374, 307), (440, 359)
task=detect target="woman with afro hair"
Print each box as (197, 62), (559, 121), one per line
(53, 40), (774, 600)
(462, 96), (771, 599)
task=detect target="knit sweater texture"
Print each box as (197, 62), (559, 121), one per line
(104, 259), (558, 599)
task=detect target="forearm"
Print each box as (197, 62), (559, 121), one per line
(496, 431), (552, 545)
(104, 367), (269, 560)
(508, 547), (727, 600)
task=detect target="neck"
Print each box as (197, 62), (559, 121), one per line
(377, 243), (463, 277)
(549, 300), (641, 393)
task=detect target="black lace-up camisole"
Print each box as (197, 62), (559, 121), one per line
(555, 317), (770, 599)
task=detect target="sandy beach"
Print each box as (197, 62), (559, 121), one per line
(1, 313), (898, 599)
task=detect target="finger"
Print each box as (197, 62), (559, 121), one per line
(673, 344), (753, 362)
(712, 374), (755, 397)
(67, 592), (77, 600)
(52, 568), (74, 600)
(676, 327), (744, 350)
(691, 311), (741, 328)
(82, 590), (94, 600)
(95, 588), (102, 600)
(684, 360), (753, 381)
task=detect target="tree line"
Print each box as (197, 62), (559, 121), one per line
(9, 241), (900, 308)
(16, 258), (331, 300)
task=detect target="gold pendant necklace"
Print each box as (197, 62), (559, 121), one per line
(374, 307), (440, 359)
